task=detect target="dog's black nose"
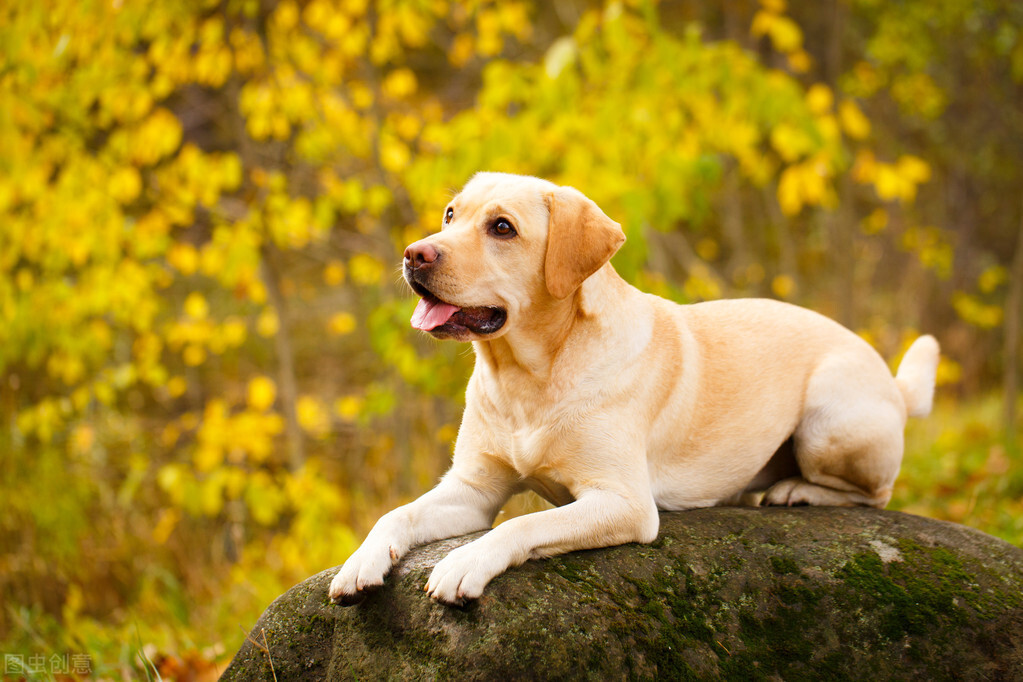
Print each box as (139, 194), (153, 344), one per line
(404, 241), (439, 268)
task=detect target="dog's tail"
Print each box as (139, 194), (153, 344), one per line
(894, 335), (940, 418)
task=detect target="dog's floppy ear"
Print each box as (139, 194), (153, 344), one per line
(544, 187), (626, 300)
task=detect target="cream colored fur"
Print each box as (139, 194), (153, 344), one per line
(328, 172), (940, 606)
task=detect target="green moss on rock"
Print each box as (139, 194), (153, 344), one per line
(222, 508), (1023, 681)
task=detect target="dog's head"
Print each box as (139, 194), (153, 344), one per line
(403, 173), (625, 341)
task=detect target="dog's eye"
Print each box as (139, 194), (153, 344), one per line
(490, 218), (516, 239)
(444, 207), (454, 224)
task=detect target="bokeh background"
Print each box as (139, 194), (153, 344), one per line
(2, 0), (1022, 676)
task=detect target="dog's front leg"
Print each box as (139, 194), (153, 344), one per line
(425, 488), (659, 605)
(329, 471), (511, 605)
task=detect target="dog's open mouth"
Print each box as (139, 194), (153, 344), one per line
(409, 284), (506, 337)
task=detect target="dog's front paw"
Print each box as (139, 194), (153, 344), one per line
(425, 540), (506, 606)
(329, 542), (400, 606)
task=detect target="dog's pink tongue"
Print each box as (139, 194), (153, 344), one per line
(411, 297), (460, 331)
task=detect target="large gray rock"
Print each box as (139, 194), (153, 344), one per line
(222, 508), (1023, 680)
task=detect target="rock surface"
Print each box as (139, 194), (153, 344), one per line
(221, 508), (1023, 681)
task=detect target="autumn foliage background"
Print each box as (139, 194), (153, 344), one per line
(2, 0), (1023, 676)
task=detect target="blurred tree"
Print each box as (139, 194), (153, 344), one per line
(0, 0), (532, 663)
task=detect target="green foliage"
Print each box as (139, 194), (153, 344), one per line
(895, 395), (1023, 546)
(0, 0), (1020, 674)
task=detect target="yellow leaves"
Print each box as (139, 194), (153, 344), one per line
(108, 166), (142, 204)
(156, 391), (293, 525)
(15, 268), (34, 292)
(348, 253), (385, 286)
(347, 81), (375, 110)
(266, 194), (323, 249)
(763, 15), (802, 54)
(230, 27), (266, 76)
(343, 0), (369, 16)
(239, 78), (296, 141)
(900, 224), (953, 279)
(166, 296), (249, 368)
(184, 292), (209, 320)
(193, 397), (285, 473)
(339, 24), (371, 59)
(98, 80), (156, 126)
(167, 376), (188, 398)
(334, 395), (362, 422)
(385, 4), (433, 56)
(786, 50), (812, 74)
(272, 0), (301, 32)
(323, 260), (346, 286)
(496, 2), (533, 43)
(862, 208), (889, 235)
(777, 157), (833, 216)
(69, 423), (96, 458)
(771, 274), (797, 299)
(256, 308), (279, 337)
(897, 155), (931, 185)
(133, 210), (172, 260)
(47, 352), (86, 386)
(842, 60), (884, 99)
(221, 316), (248, 347)
(183, 345), (207, 367)
(247, 376), (277, 411)
(444, 1), (533, 65)
(978, 265), (1007, 294)
(193, 18), (232, 88)
(695, 238), (720, 262)
(365, 185), (393, 217)
(853, 151), (931, 203)
(952, 292), (1003, 329)
(328, 312), (357, 336)
(129, 108), (183, 166)
(475, 9), (506, 57)
(838, 100), (871, 140)
(17, 397), (68, 445)
(934, 356), (962, 388)
(379, 134), (412, 173)
(449, 33), (476, 67)
(297, 395), (330, 437)
(436, 423), (459, 445)
(152, 145), (240, 216)
(805, 84), (833, 115)
(891, 72), (948, 120)
(751, 7), (802, 55)
(682, 265), (722, 302)
(246, 471), (288, 526)
(872, 165), (902, 201)
(544, 37), (577, 80)
(382, 68), (418, 100)
(750, 0), (810, 72)
(303, 0), (350, 43)
(769, 123), (816, 163)
(152, 509), (180, 545)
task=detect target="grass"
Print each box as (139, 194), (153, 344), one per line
(893, 393), (1023, 546)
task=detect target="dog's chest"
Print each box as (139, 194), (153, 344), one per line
(498, 425), (575, 505)
(475, 371), (590, 502)
(504, 427), (552, 478)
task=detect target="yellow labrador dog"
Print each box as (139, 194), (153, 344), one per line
(329, 172), (939, 606)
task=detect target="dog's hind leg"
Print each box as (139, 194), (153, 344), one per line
(763, 354), (905, 509)
(762, 474), (893, 508)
